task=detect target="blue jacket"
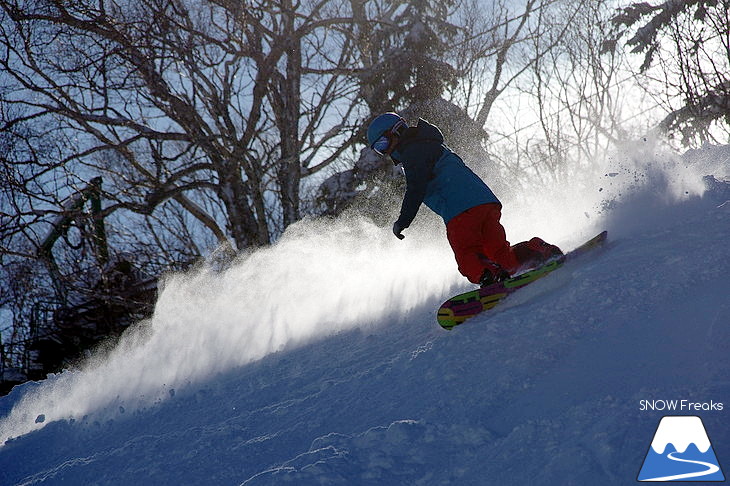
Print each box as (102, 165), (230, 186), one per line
(392, 119), (500, 228)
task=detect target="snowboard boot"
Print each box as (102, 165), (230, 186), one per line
(512, 237), (564, 270)
(479, 261), (511, 287)
(527, 237), (564, 261)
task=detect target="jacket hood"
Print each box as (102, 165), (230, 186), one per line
(411, 118), (444, 144)
(390, 118), (444, 165)
(395, 118), (444, 150)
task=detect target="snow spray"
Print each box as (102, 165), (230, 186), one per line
(0, 139), (713, 444)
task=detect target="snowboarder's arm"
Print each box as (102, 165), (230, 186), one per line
(395, 158), (431, 229)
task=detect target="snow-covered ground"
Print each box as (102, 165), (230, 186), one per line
(0, 145), (728, 485)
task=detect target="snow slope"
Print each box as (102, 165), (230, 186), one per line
(0, 145), (728, 485)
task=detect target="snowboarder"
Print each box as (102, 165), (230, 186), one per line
(367, 112), (563, 286)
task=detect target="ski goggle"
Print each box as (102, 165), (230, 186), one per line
(370, 119), (407, 155)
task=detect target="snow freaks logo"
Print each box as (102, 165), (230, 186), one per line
(637, 416), (725, 482)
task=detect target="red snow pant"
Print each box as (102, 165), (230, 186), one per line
(446, 203), (530, 284)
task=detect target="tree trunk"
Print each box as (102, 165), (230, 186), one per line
(276, 0), (302, 229)
(217, 163), (268, 249)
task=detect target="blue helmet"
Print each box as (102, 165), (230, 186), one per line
(367, 112), (406, 149)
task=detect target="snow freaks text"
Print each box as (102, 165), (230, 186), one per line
(639, 400), (724, 412)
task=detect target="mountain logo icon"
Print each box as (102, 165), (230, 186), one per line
(638, 416), (725, 482)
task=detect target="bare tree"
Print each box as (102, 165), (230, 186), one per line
(0, 0), (362, 252)
(0, 0), (365, 383)
(609, 0), (730, 145)
(518, 0), (630, 181)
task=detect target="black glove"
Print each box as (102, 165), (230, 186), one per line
(392, 222), (405, 240)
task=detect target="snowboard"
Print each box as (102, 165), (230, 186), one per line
(437, 231), (608, 330)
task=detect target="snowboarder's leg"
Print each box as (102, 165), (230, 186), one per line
(446, 213), (494, 283)
(446, 203), (518, 284)
(474, 204), (523, 274)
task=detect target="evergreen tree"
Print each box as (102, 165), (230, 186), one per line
(317, 0), (490, 217)
(358, 0), (459, 113)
